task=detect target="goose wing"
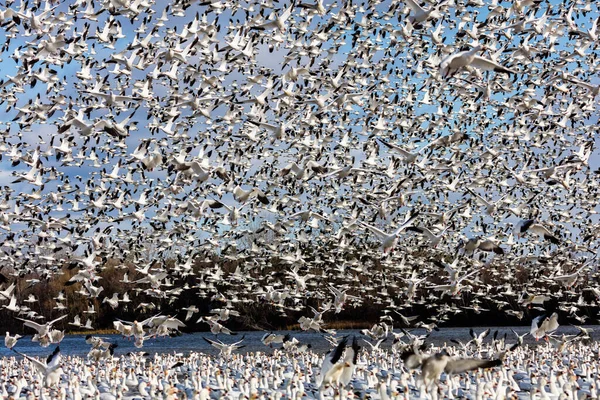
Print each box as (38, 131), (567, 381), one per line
(14, 317), (46, 334)
(12, 349), (48, 374)
(49, 314), (68, 326)
(404, 0), (426, 14)
(202, 336), (224, 350)
(444, 357), (502, 374)
(393, 210), (421, 236)
(329, 336), (348, 364)
(377, 139), (414, 159)
(405, 225), (436, 241)
(400, 348), (424, 369)
(471, 56), (517, 74)
(46, 346), (61, 370)
(477, 239), (504, 254)
(358, 221), (389, 240)
(480, 328), (491, 340)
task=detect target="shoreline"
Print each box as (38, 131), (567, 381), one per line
(56, 322), (597, 336)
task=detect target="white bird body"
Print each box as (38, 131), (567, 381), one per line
(531, 313), (559, 339)
(15, 315), (68, 338)
(13, 346), (62, 387)
(359, 210), (420, 253)
(440, 46), (517, 77)
(5, 331), (21, 349)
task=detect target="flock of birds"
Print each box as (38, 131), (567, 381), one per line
(1, 319), (599, 399)
(0, 0), (598, 397)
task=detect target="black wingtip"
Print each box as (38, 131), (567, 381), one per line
(486, 358), (503, 368)
(330, 336), (348, 364)
(399, 349), (415, 363)
(545, 234), (560, 244)
(493, 66), (516, 75)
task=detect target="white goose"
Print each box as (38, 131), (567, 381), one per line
(359, 210), (420, 253)
(439, 45), (517, 78)
(12, 346), (63, 387)
(14, 314), (68, 339)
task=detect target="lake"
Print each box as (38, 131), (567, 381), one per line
(3, 325), (594, 358)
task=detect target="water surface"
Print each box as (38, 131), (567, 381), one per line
(2, 325), (594, 358)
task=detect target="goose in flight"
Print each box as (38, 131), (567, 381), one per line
(362, 337), (387, 351)
(113, 321), (134, 339)
(251, 1), (296, 32)
(404, 0), (449, 25)
(5, 331), (21, 349)
(439, 45), (517, 78)
(457, 236), (504, 256)
(14, 314), (68, 339)
(465, 188), (508, 216)
(232, 185), (269, 205)
(406, 224), (450, 248)
(280, 160), (328, 180)
(520, 292), (550, 307)
(468, 328), (490, 349)
(261, 332), (291, 347)
(12, 346), (62, 387)
(88, 342), (117, 361)
(86, 335), (113, 350)
(417, 349), (503, 390)
(318, 335), (348, 388)
(510, 328), (528, 348)
(531, 312), (559, 340)
(551, 262), (590, 288)
(514, 219), (560, 244)
(287, 209), (331, 226)
(431, 268), (480, 297)
(0, 282), (16, 300)
(377, 138), (430, 164)
(359, 210), (420, 253)
(328, 284), (359, 314)
(203, 335), (245, 357)
(198, 316), (236, 335)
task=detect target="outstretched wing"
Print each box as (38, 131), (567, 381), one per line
(471, 56), (517, 74)
(404, 0), (426, 14)
(12, 349), (47, 374)
(46, 346), (61, 369)
(49, 314), (69, 326)
(14, 317), (45, 334)
(394, 210), (420, 236)
(399, 348), (423, 369)
(445, 357), (502, 374)
(329, 336), (348, 364)
(358, 221), (388, 240)
(202, 336), (222, 349)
